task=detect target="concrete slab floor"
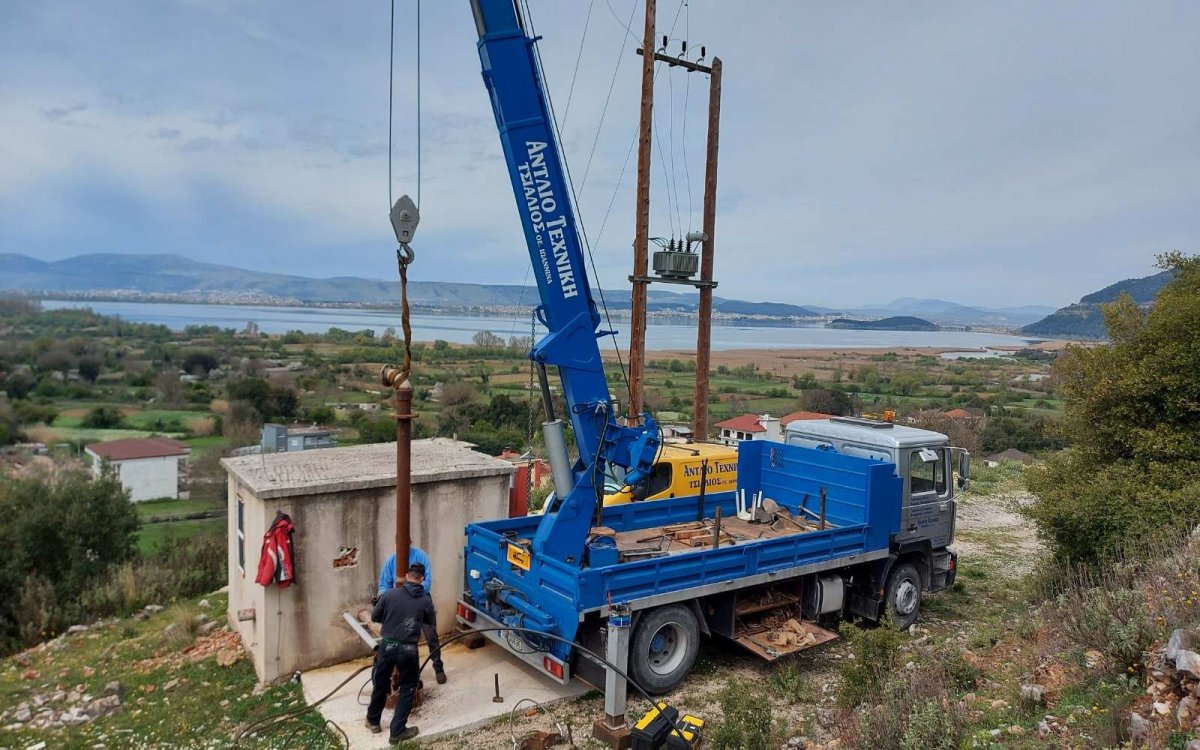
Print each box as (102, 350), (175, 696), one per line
(301, 641), (590, 748)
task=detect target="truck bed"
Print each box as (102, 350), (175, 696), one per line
(462, 442), (903, 627)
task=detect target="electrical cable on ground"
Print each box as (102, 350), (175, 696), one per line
(230, 624), (666, 749)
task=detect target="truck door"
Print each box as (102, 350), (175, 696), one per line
(900, 447), (954, 547)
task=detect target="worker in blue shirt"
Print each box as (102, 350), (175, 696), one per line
(377, 547), (432, 595)
(376, 547), (446, 683)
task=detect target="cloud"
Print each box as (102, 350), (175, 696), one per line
(1, 1), (1198, 308)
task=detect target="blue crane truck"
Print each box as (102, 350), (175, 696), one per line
(453, 0), (971, 722)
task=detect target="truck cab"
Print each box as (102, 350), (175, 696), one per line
(786, 416), (968, 550)
(786, 416), (970, 626)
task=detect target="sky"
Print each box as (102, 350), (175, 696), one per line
(1, 1), (1197, 309)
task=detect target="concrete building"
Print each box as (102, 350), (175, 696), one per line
(261, 423), (337, 453)
(222, 438), (513, 682)
(85, 437), (191, 502)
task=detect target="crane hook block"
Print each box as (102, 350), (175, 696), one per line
(390, 195), (420, 245)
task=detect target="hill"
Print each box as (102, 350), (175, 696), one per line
(0, 253), (817, 318)
(826, 315), (938, 331)
(1021, 270), (1174, 339)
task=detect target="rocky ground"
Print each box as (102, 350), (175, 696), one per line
(416, 478), (1044, 750)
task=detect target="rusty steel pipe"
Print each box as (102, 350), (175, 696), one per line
(382, 365), (414, 583)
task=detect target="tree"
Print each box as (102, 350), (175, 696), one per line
(154, 370), (185, 404)
(0, 469), (138, 647)
(472, 331), (505, 349)
(76, 356), (101, 384)
(800, 388), (856, 416)
(181, 351), (219, 376)
(82, 406), (125, 429)
(1025, 253), (1200, 562)
(2, 372), (36, 400)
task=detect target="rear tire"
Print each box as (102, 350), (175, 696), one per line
(628, 604), (700, 694)
(885, 562), (922, 630)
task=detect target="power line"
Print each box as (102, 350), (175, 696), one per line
(560, 0), (596, 135)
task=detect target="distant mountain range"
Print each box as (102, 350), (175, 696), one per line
(0, 252), (1057, 327)
(1021, 270), (1174, 339)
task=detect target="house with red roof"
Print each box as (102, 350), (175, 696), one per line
(714, 411), (835, 446)
(85, 437), (191, 501)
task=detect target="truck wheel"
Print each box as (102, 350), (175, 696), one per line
(628, 604), (700, 694)
(885, 562), (922, 630)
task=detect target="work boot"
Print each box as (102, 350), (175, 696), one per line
(435, 670), (447, 685)
(390, 726), (419, 743)
(364, 719), (382, 734)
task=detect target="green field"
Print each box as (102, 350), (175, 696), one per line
(137, 517), (225, 555)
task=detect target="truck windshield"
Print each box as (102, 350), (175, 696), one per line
(909, 448), (947, 496)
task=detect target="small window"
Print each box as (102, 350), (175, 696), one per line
(639, 463), (673, 499)
(908, 448), (947, 496)
(236, 495), (246, 573)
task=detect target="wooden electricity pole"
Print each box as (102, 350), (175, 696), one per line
(627, 0), (656, 427)
(693, 57), (722, 440)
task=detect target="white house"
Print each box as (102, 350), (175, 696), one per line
(714, 411), (833, 446)
(85, 437), (191, 502)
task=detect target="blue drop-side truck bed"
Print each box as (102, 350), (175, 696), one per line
(458, 441), (904, 681)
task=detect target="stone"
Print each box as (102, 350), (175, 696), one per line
(197, 621), (219, 636)
(252, 682), (267, 696)
(28, 742), (47, 750)
(1084, 649), (1104, 669)
(1020, 684), (1046, 705)
(216, 649), (240, 667)
(1037, 720), (1051, 738)
(1153, 701), (1172, 716)
(989, 729), (1002, 738)
(66, 625), (88, 635)
(103, 681), (122, 697)
(1130, 713), (1151, 743)
(990, 699), (1008, 710)
(162, 679), (180, 692)
(61, 707), (89, 726)
(133, 611), (149, 621)
(1008, 725), (1025, 736)
(195, 613), (210, 624)
(82, 666), (95, 677)
(144, 605), (164, 614)
(198, 599), (211, 610)
(1177, 650), (1200, 679)
(1167, 630), (1198, 661)
(21, 669), (38, 680)
(90, 695), (120, 713)
(1178, 696), (1197, 728)
(1186, 740), (1200, 750)
(15, 707), (31, 723)
(162, 623), (179, 639)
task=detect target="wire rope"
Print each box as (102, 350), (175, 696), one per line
(561, 0), (596, 135)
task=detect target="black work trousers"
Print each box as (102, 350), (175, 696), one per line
(366, 641), (419, 737)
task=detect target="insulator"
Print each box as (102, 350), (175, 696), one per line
(662, 34), (668, 49)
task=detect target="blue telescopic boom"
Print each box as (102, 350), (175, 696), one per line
(469, 0), (659, 565)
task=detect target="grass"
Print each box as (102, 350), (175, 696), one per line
(137, 517), (226, 555)
(0, 593), (339, 749)
(964, 460), (1026, 497)
(136, 497), (225, 521)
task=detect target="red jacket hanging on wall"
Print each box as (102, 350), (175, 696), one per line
(255, 511), (297, 589)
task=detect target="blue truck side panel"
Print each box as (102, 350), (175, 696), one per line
(462, 442), (902, 661)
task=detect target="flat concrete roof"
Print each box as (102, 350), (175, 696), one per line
(222, 438), (513, 500)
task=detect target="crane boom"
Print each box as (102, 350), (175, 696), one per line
(470, 0), (660, 565)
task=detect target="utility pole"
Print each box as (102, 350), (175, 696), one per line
(627, 0), (656, 427)
(693, 57), (722, 440)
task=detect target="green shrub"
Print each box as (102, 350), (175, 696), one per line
(768, 662), (816, 704)
(711, 677), (773, 750)
(1024, 253), (1200, 563)
(900, 698), (957, 750)
(82, 405), (125, 428)
(838, 623), (904, 707)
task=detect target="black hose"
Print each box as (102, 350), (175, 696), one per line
(230, 622), (664, 748)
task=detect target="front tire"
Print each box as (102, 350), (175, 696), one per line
(628, 604), (700, 694)
(885, 562), (922, 629)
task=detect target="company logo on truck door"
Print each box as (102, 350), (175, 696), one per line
(518, 141), (577, 299)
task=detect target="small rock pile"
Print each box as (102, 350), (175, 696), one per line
(1131, 628), (1200, 749)
(0, 680), (124, 731)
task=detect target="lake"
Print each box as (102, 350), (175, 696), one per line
(41, 300), (1039, 352)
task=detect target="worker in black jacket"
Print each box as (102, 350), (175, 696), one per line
(365, 562), (436, 743)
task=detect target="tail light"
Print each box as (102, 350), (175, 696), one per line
(543, 657), (564, 679)
(456, 603), (476, 622)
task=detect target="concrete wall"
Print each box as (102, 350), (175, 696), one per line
(91, 452), (180, 501)
(224, 440), (512, 682)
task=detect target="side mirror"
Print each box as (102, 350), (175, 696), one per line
(956, 451), (971, 490)
(630, 482), (648, 502)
